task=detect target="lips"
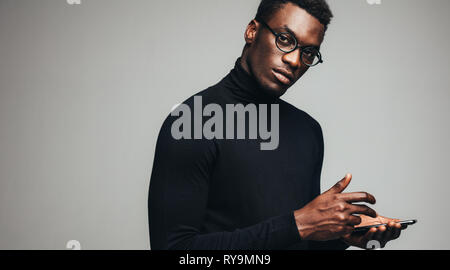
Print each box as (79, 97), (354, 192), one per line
(272, 68), (294, 86)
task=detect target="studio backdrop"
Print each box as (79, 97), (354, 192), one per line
(0, 0), (449, 249)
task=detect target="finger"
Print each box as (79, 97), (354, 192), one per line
(347, 215), (362, 226)
(339, 192), (376, 204)
(373, 225), (387, 241)
(386, 221), (395, 228)
(343, 225), (355, 235)
(382, 222), (396, 242)
(364, 228), (378, 249)
(325, 173), (352, 194)
(392, 225), (402, 240)
(382, 232), (391, 245)
(365, 227), (377, 239)
(348, 204), (377, 218)
(390, 222), (402, 239)
(394, 228), (402, 239)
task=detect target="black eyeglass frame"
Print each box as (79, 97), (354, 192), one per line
(258, 20), (324, 67)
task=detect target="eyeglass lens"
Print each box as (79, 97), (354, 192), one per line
(275, 33), (321, 66)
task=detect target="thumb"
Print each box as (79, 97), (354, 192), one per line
(326, 173), (352, 194)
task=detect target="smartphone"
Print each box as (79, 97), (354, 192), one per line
(353, 219), (417, 232)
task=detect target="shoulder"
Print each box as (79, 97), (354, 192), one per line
(155, 86), (219, 157)
(279, 98), (323, 136)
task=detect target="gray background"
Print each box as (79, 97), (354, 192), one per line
(0, 0), (449, 250)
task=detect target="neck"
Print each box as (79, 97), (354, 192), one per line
(240, 49), (252, 78)
(239, 51), (284, 100)
(225, 56), (280, 104)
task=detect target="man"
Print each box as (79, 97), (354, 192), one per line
(148, 0), (407, 250)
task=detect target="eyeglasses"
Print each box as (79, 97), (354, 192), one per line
(258, 20), (323, 67)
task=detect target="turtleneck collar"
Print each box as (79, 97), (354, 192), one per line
(225, 57), (280, 104)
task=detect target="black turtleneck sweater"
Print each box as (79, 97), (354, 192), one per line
(148, 58), (349, 250)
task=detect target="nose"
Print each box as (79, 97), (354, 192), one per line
(282, 48), (301, 70)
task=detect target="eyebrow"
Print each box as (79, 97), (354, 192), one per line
(279, 24), (321, 48)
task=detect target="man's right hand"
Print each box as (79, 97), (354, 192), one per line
(293, 173), (377, 241)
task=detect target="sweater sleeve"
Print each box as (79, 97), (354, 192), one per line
(308, 119), (349, 250)
(148, 114), (302, 250)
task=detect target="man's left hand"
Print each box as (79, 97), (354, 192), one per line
(340, 215), (407, 249)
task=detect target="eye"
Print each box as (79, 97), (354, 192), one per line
(303, 47), (318, 57)
(277, 33), (294, 45)
(279, 35), (288, 42)
(301, 47), (321, 66)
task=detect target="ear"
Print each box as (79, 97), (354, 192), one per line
(244, 20), (258, 45)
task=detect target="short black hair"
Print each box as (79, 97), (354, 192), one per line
(255, 0), (333, 32)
